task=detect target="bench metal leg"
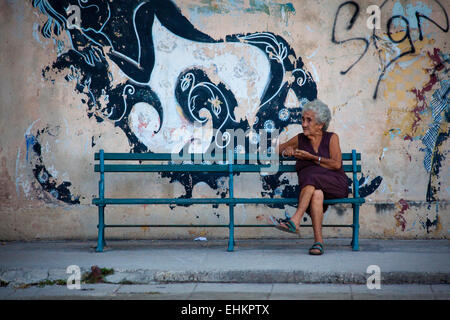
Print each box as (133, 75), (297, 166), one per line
(96, 205), (105, 252)
(227, 205), (235, 252)
(352, 204), (360, 251)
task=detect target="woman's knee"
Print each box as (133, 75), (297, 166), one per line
(311, 190), (324, 204)
(309, 190), (324, 216)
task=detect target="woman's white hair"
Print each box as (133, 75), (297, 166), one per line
(302, 99), (331, 131)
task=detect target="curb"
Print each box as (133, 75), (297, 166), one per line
(1, 268), (449, 287)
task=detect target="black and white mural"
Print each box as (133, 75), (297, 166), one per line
(29, 0), (381, 205)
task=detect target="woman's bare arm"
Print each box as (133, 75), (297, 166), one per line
(276, 135), (298, 157)
(317, 133), (342, 170)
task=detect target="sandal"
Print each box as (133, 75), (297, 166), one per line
(269, 215), (299, 234)
(309, 242), (324, 255)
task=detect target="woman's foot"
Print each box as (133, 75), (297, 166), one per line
(268, 216), (300, 234)
(309, 242), (324, 255)
(281, 213), (302, 231)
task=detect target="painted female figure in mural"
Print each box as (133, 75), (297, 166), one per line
(30, 0), (322, 200)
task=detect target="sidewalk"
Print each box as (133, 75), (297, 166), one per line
(2, 283), (449, 300)
(1, 238), (449, 287)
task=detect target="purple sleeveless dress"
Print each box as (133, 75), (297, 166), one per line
(295, 131), (349, 214)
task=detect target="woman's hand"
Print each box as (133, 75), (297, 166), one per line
(294, 149), (315, 161)
(282, 146), (295, 157)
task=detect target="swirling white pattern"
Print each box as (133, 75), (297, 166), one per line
(180, 72), (239, 148)
(119, 84), (135, 121)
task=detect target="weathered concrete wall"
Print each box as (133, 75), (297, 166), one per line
(0, 0), (448, 240)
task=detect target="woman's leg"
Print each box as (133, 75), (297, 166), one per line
(309, 189), (324, 253)
(289, 185), (315, 227)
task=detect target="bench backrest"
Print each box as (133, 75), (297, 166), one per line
(94, 150), (362, 198)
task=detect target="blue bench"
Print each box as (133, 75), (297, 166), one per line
(92, 149), (364, 252)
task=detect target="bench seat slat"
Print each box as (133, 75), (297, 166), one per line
(95, 152), (361, 161)
(94, 164), (361, 173)
(95, 164), (229, 173)
(93, 197), (365, 205)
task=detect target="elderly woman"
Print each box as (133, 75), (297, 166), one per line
(272, 99), (349, 255)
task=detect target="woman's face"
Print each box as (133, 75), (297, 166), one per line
(301, 110), (323, 136)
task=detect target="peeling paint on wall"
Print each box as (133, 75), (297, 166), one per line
(186, 0), (295, 21)
(27, 126), (80, 204)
